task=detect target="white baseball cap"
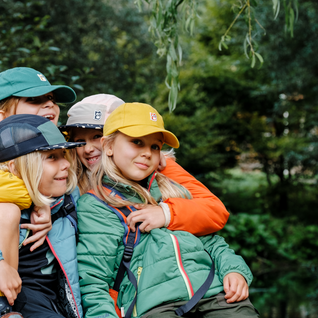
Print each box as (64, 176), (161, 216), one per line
(59, 94), (125, 132)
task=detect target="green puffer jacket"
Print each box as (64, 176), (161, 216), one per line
(77, 174), (253, 318)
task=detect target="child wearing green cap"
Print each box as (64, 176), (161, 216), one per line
(0, 67), (76, 317)
(76, 102), (259, 318)
(0, 114), (84, 318)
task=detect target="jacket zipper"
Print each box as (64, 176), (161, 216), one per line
(170, 234), (194, 299)
(132, 266), (143, 317)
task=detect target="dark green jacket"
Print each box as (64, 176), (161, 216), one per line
(77, 175), (253, 318)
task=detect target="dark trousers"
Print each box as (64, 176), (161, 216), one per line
(13, 286), (65, 318)
(142, 293), (260, 318)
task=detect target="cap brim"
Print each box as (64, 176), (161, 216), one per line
(13, 85), (76, 103)
(118, 127), (179, 148)
(59, 123), (103, 132)
(37, 141), (86, 151)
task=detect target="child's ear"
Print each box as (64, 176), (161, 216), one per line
(8, 160), (20, 177)
(101, 136), (113, 157)
(0, 110), (7, 122)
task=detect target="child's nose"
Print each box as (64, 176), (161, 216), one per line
(142, 147), (151, 158)
(61, 158), (70, 170)
(84, 142), (94, 153)
(42, 99), (55, 108)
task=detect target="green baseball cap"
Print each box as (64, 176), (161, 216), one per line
(0, 67), (76, 103)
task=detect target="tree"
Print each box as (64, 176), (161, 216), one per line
(0, 0), (166, 123)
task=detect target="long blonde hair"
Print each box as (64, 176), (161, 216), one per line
(92, 132), (191, 207)
(0, 150), (77, 207)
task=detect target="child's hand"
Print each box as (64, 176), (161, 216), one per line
(223, 272), (249, 303)
(158, 152), (167, 171)
(0, 260), (22, 305)
(127, 204), (165, 233)
(20, 205), (52, 252)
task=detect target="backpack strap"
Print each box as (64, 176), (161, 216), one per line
(51, 194), (78, 233)
(87, 185), (141, 318)
(175, 250), (215, 316)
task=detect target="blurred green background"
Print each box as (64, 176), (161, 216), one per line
(1, 0), (317, 316)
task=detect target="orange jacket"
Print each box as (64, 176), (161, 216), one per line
(160, 158), (229, 236)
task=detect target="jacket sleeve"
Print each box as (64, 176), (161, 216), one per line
(160, 158), (229, 236)
(0, 170), (32, 210)
(201, 235), (253, 286)
(76, 194), (123, 318)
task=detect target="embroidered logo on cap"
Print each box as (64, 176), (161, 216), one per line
(37, 74), (47, 81)
(150, 112), (157, 121)
(94, 110), (102, 121)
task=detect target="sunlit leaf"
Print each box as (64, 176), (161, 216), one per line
(251, 53), (256, 68)
(73, 84), (84, 91)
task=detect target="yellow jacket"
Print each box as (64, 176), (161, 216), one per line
(0, 170), (32, 210)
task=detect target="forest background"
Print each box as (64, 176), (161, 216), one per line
(1, 0), (317, 317)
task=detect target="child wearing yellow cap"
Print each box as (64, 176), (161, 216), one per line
(60, 95), (229, 236)
(76, 103), (259, 318)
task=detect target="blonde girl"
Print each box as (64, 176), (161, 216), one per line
(77, 103), (259, 318)
(0, 67), (76, 312)
(0, 114), (84, 318)
(60, 94), (229, 235)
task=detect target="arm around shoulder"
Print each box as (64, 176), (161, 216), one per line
(160, 158), (229, 235)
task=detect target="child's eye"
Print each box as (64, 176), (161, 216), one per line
(26, 97), (38, 103)
(93, 134), (102, 140)
(152, 144), (160, 150)
(74, 138), (85, 143)
(47, 95), (56, 103)
(132, 139), (142, 145)
(47, 154), (56, 159)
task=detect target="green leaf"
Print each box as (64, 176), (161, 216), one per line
(33, 36), (41, 48)
(243, 37), (249, 59)
(255, 52), (264, 65)
(273, 0), (280, 19)
(251, 54), (256, 68)
(71, 76), (80, 82)
(73, 84), (84, 91)
(17, 47), (30, 54)
(218, 40), (223, 51)
(221, 41), (228, 49)
(48, 46), (61, 51)
(289, 7), (295, 37)
(59, 65), (68, 72)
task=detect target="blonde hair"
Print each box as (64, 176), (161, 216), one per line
(0, 150), (77, 207)
(0, 97), (19, 115)
(70, 148), (91, 195)
(92, 132), (191, 207)
(67, 129), (93, 195)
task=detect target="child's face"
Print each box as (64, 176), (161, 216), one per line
(38, 149), (70, 197)
(72, 128), (103, 170)
(8, 92), (60, 125)
(105, 132), (163, 182)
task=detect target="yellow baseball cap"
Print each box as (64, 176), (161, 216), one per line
(103, 102), (179, 148)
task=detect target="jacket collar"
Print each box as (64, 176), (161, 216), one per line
(102, 171), (162, 203)
(21, 195), (66, 219)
